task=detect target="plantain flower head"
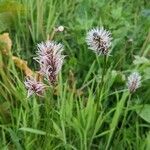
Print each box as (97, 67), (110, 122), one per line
(127, 72), (141, 93)
(86, 27), (112, 55)
(24, 77), (46, 97)
(36, 41), (65, 85)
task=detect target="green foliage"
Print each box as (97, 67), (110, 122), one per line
(136, 104), (150, 123)
(0, 0), (150, 149)
(0, 0), (25, 33)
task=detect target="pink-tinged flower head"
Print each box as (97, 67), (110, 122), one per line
(127, 72), (141, 93)
(36, 41), (65, 85)
(24, 77), (46, 97)
(86, 27), (112, 55)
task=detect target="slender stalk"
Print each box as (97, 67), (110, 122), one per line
(114, 93), (132, 146)
(105, 91), (129, 150)
(121, 94), (131, 127)
(101, 55), (107, 87)
(46, 27), (56, 40)
(97, 55), (107, 108)
(98, 55), (107, 101)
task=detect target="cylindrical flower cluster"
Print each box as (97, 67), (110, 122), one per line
(24, 77), (46, 97)
(86, 27), (112, 55)
(127, 72), (141, 93)
(24, 27), (143, 98)
(24, 40), (65, 97)
(36, 41), (65, 85)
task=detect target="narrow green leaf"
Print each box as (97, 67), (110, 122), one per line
(19, 127), (46, 135)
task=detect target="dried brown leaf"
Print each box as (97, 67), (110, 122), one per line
(0, 33), (12, 54)
(12, 56), (33, 76)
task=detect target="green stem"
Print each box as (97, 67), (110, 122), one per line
(96, 55), (107, 108)
(114, 94), (132, 147)
(97, 55), (107, 108)
(105, 91), (129, 150)
(101, 55), (107, 87)
(121, 94), (131, 127)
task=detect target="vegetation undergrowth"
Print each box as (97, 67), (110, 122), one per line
(0, 0), (150, 149)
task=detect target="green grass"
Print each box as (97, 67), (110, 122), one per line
(0, 0), (150, 149)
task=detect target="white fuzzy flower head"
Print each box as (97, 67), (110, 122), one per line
(36, 41), (65, 85)
(24, 77), (46, 97)
(56, 26), (64, 32)
(86, 27), (112, 55)
(127, 72), (141, 93)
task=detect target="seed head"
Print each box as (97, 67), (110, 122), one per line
(86, 27), (112, 55)
(56, 26), (64, 32)
(127, 72), (141, 93)
(24, 77), (46, 97)
(35, 41), (65, 85)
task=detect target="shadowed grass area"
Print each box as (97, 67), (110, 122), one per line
(0, 0), (150, 149)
